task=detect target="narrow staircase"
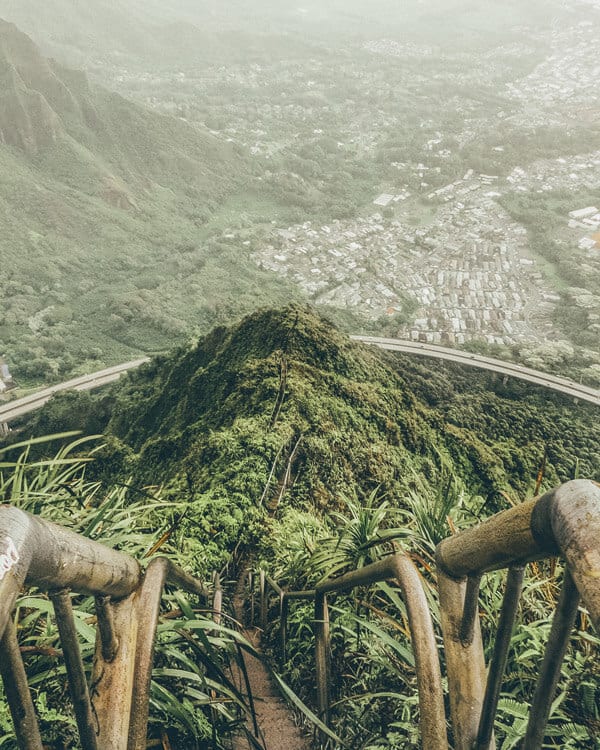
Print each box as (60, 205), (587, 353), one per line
(232, 576), (311, 750)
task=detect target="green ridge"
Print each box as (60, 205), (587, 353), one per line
(21, 306), (600, 573)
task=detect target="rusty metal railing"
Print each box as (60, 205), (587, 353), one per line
(436, 478), (600, 750)
(0, 504), (209, 750)
(255, 554), (447, 748)
(255, 479), (600, 750)
(3, 479), (600, 749)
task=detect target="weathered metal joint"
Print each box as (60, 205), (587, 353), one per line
(95, 595), (120, 663)
(529, 489), (560, 554)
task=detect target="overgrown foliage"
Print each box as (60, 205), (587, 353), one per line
(264, 477), (600, 749)
(0, 435), (265, 750)
(4, 307), (600, 748)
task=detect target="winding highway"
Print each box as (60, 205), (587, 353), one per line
(1, 336), (599, 432)
(0, 358), (149, 429)
(352, 336), (600, 407)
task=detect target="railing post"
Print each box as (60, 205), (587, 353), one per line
(50, 589), (99, 750)
(313, 553), (447, 748)
(212, 572), (223, 630)
(314, 592), (330, 730)
(476, 566), (525, 749)
(0, 623), (43, 750)
(260, 570), (267, 631)
(96, 596), (120, 663)
(522, 569), (580, 749)
(248, 571), (254, 627)
(437, 571), (491, 750)
(280, 593), (288, 665)
(391, 554), (448, 749)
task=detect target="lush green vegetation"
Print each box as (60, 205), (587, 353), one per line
(263, 486), (600, 748)
(0, 435), (268, 749)
(14, 307), (599, 571)
(3, 307), (600, 747)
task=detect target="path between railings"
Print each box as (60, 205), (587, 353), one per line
(2, 479), (600, 749)
(231, 571), (311, 750)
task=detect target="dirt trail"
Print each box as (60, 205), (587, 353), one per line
(232, 579), (312, 750)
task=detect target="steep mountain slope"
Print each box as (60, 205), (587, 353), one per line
(0, 19), (240, 190)
(21, 307), (600, 573)
(0, 21), (297, 383)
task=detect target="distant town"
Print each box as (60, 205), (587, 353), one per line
(253, 150), (600, 347)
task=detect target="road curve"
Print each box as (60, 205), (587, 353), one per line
(1, 336), (599, 428)
(352, 336), (600, 407)
(0, 359), (149, 425)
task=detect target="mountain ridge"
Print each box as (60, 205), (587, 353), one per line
(0, 19), (295, 386)
(0, 17), (243, 195)
(14, 307), (599, 573)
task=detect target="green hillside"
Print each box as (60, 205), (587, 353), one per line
(0, 20), (299, 383)
(21, 306), (600, 573)
(5, 306), (600, 748)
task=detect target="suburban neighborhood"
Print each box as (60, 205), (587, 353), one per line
(253, 148), (600, 347)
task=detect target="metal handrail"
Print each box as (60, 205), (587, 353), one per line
(435, 479), (600, 750)
(256, 553), (447, 749)
(0, 504), (209, 750)
(256, 479), (600, 750)
(3, 479), (600, 750)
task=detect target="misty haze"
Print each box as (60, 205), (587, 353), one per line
(0, 2), (599, 749)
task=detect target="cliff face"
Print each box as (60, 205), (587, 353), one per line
(0, 17), (258, 385)
(0, 18), (243, 196)
(0, 22), (69, 154)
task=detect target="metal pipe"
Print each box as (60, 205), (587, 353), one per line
(438, 571), (491, 750)
(50, 590), (98, 750)
(164, 559), (208, 599)
(0, 512), (34, 642)
(0, 623), (44, 750)
(314, 592), (330, 728)
(316, 555), (398, 595)
(212, 573), (223, 629)
(280, 593), (288, 665)
(436, 481), (600, 581)
(475, 566), (525, 750)
(0, 505), (141, 644)
(265, 574), (284, 596)
(390, 554), (448, 749)
(546, 480), (600, 630)
(128, 558), (170, 750)
(259, 570), (267, 631)
(436, 495), (548, 578)
(248, 571), (254, 627)
(523, 569), (580, 750)
(312, 553), (447, 748)
(90, 593), (138, 749)
(95, 596), (120, 663)
(459, 574), (482, 646)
